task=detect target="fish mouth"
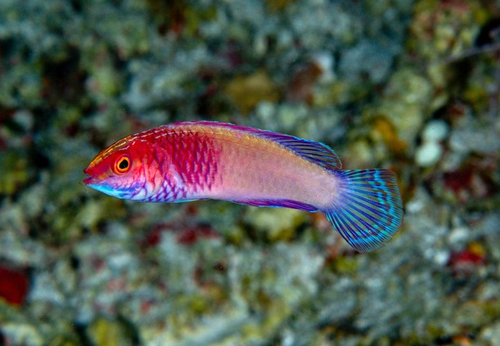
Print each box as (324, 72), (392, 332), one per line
(83, 176), (122, 197)
(83, 167), (93, 185)
(83, 176), (99, 185)
(83, 167), (102, 185)
(83, 171), (132, 199)
(83, 166), (103, 186)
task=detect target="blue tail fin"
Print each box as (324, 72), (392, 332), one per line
(323, 169), (403, 252)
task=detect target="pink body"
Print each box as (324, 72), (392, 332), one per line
(87, 122), (336, 209)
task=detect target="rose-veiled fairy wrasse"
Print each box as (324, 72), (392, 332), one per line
(83, 121), (404, 252)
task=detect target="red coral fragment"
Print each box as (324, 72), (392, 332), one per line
(0, 267), (29, 306)
(443, 160), (497, 203)
(444, 168), (474, 194)
(448, 247), (486, 276)
(141, 221), (219, 248)
(142, 223), (169, 248)
(286, 62), (323, 104)
(176, 225), (219, 245)
(141, 300), (154, 315)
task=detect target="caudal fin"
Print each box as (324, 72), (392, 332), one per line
(323, 169), (403, 252)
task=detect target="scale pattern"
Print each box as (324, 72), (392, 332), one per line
(136, 126), (221, 202)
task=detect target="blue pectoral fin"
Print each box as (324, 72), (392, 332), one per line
(323, 169), (404, 252)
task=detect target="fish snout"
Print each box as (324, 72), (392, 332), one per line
(83, 165), (104, 186)
(83, 175), (100, 185)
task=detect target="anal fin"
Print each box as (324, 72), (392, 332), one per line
(231, 198), (318, 212)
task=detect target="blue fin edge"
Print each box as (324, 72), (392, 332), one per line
(323, 169), (404, 252)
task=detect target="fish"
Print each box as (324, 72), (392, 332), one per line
(84, 121), (403, 252)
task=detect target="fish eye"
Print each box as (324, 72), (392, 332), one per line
(114, 155), (131, 174)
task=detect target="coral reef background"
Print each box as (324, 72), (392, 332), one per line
(1, 0), (500, 345)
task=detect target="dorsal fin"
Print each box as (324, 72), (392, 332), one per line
(178, 121), (342, 171)
(254, 130), (342, 170)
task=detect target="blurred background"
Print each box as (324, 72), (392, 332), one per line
(1, 0), (500, 345)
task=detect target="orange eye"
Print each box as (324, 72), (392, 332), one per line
(114, 155), (131, 174)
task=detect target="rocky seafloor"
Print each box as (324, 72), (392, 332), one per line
(1, 0), (500, 345)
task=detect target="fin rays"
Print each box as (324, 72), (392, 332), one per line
(323, 169), (403, 252)
(176, 120), (342, 170)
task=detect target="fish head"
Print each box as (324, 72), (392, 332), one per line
(83, 136), (155, 200)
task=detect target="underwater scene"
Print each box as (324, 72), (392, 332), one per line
(1, 0), (500, 345)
